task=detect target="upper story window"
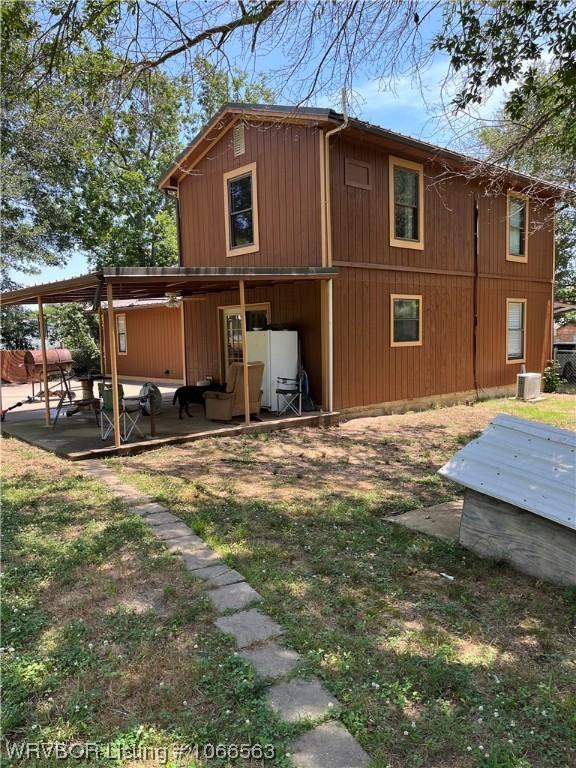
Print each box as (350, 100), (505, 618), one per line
(506, 299), (526, 362)
(507, 191), (529, 262)
(391, 294), (422, 347)
(223, 162), (259, 257)
(116, 314), (127, 354)
(389, 156), (424, 250)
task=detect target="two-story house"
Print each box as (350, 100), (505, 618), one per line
(123, 102), (555, 414)
(9, 101), (556, 420)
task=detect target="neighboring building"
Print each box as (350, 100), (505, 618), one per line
(153, 103), (558, 411)
(555, 323), (576, 344)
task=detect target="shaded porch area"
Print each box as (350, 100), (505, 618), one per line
(1, 266), (338, 458)
(1, 379), (337, 460)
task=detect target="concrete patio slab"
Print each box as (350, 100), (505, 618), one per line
(208, 582), (262, 613)
(239, 642), (300, 679)
(391, 499), (463, 541)
(289, 722), (369, 768)
(1, 385), (335, 461)
(214, 609), (283, 648)
(266, 679), (338, 723)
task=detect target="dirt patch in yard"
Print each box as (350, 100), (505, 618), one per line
(120, 397), (575, 509)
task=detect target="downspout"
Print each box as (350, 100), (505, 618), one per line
(322, 100), (349, 413)
(323, 101), (349, 267)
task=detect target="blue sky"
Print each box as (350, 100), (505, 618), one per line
(18, 7), (507, 287)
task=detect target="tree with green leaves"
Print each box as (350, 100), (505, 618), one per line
(0, 307), (37, 350)
(44, 303), (101, 367)
(478, 73), (575, 312)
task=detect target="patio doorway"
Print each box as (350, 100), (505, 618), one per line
(220, 303), (270, 374)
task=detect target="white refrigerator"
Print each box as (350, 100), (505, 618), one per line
(246, 330), (299, 411)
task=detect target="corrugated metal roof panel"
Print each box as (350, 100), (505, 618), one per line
(439, 414), (576, 530)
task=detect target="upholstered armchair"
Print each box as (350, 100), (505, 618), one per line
(203, 361), (264, 421)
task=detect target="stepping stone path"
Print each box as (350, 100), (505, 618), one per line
(80, 461), (370, 768)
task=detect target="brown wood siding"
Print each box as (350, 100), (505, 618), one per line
(178, 122), (323, 268)
(329, 137), (476, 273)
(476, 278), (552, 389)
(103, 306), (183, 381)
(183, 282), (322, 404)
(333, 266), (475, 409)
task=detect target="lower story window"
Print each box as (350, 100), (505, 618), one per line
(116, 314), (127, 354)
(507, 299), (526, 362)
(391, 295), (422, 347)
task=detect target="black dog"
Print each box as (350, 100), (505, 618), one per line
(173, 382), (224, 419)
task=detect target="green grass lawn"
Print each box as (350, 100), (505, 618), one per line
(477, 393), (575, 429)
(2, 396), (575, 768)
(109, 396), (575, 768)
(1, 442), (306, 767)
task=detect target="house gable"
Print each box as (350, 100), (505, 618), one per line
(177, 117), (325, 269)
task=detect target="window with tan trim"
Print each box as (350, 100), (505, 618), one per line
(506, 191), (529, 262)
(506, 298), (526, 363)
(389, 156), (424, 250)
(391, 294), (422, 347)
(116, 314), (127, 355)
(223, 162), (259, 257)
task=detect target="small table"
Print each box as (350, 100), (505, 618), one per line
(76, 373), (111, 400)
(65, 374), (111, 418)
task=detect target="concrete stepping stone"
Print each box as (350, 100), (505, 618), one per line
(215, 609), (283, 648)
(208, 582), (262, 613)
(144, 510), (181, 526)
(239, 642), (300, 679)
(192, 565), (246, 587)
(289, 722), (369, 768)
(153, 522), (196, 541)
(109, 485), (150, 502)
(266, 679), (338, 723)
(181, 549), (222, 571)
(163, 536), (206, 554)
(130, 502), (168, 516)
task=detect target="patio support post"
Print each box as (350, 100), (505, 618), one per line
(105, 283), (122, 448)
(97, 309), (105, 373)
(239, 280), (251, 426)
(320, 279), (334, 412)
(37, 296), (51, 426)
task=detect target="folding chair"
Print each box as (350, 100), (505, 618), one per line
(276, 376), (302, 416)
(98, 384), (145, 442)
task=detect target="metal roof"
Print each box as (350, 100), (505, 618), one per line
(159, 101), (571, 196)
(1, 266), (337, 306)
(439, 413), (576, 530)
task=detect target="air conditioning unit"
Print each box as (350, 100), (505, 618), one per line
(516, 373), (541, 401)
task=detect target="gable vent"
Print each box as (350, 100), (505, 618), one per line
(233, 123), (245, 156)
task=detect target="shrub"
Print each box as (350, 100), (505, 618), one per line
(542, 359), (561, 393)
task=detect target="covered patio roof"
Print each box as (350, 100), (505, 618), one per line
(1, 266), (337, 306)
